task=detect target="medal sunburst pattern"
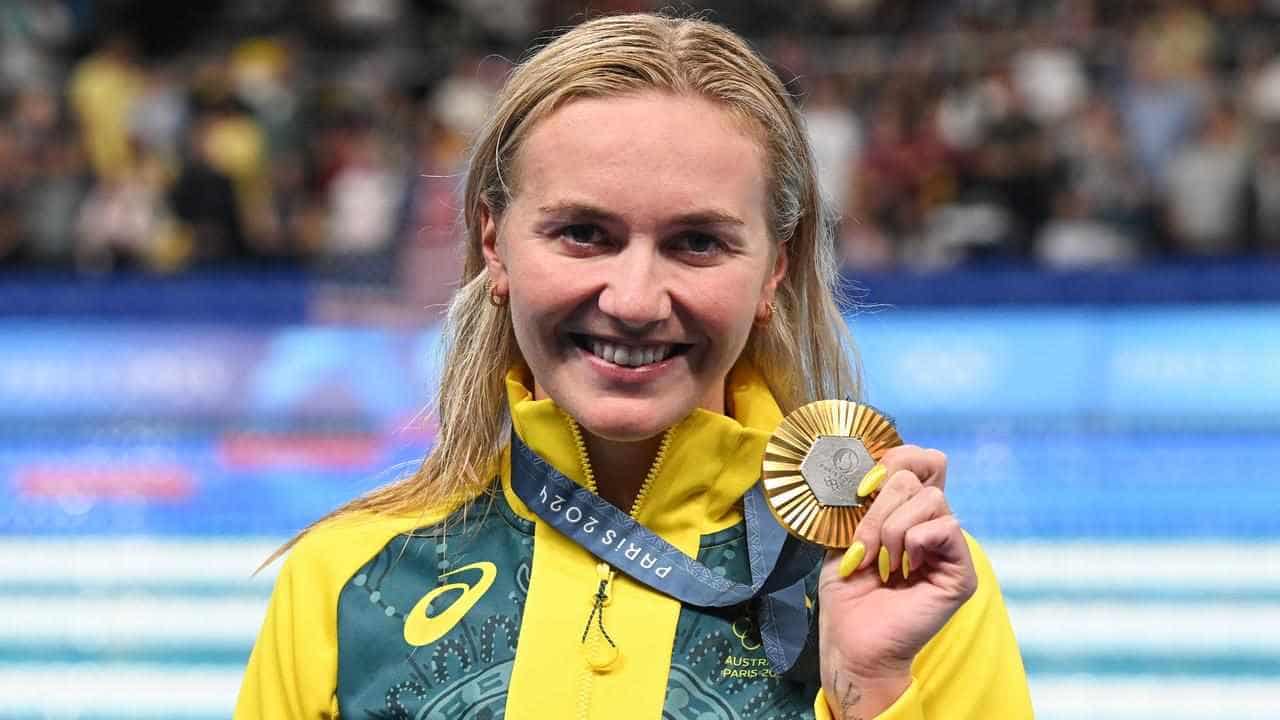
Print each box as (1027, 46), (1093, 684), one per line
(762, 400), (903, 549)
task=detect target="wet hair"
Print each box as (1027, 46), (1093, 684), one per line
(273, 13), (858, 557)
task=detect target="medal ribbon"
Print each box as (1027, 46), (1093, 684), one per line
(510, 434), (822, 673)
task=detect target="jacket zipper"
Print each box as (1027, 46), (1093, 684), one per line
(563, 412), (672, 516)
(564, 412), (672, 719)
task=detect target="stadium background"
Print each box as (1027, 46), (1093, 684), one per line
(2, 1), (1279, 718)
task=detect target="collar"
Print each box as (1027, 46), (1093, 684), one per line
(500, 362), (783, 538)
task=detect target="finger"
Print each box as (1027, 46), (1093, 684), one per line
(878, 485), (950, 581)
(878, 445), (948, 492)
(851, 469), (922, 573)
(835, 540), (867, 578)
(904, 515), (976, 598)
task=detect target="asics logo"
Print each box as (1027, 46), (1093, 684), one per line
(403, 561), (497, 647)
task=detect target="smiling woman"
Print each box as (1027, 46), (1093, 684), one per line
(236, 13), (1032, 720)
(482, 92), (784, 499)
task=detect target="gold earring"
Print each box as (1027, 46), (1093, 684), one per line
(487, 281), (507, 307)
(756, 302), (776, 325)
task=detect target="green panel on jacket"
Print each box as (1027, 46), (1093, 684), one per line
(336, 485), (820, 719)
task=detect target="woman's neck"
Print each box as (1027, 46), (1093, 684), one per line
(584, 431), (664, 511)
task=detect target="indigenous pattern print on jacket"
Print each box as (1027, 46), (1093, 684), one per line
(335, 484), (822, 719)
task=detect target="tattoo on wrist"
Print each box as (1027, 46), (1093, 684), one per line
(834, 670), (863, 720)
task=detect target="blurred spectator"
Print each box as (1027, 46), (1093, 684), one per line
(73, 149), (170, 272)
(192, 68), (273, 249)
(229, 37), (302, 168)
(14, 86), (87, 264)
(398, 114), (468, 312)
(3, 0), (1280, 286)
(67, 34), (144, 182)
(1252, 123), (1280, 254)
(169, 112), (248, 265)
(0, 123), (19, 264)
(855, 92), (954, 263)
(1250, 53), (1280, 121)
(0, 0), (75, 93)
(1036, 190), (1140, 268)
(1011, 35), (1088, 125)
(316, 112), (404, 284)
(805, 74), (862, 219)
(1119, 22), (1209, 186)
(1163, 98), (1251, 256)
(919, 69), (1051, 266)
(131, 66), (188, 160)
(1037, 99), (1146, 267)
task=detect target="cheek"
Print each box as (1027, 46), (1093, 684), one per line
(682, 273), (763, 346)
(504, 246), (561, 316)
(504, 260), (591, 356)
(508, 293), (562, 361)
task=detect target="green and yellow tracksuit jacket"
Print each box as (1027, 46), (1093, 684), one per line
(236, 364), (1034, 719)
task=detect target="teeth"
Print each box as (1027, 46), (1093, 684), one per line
(586, 339), (673, 367)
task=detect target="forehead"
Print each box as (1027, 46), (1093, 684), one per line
(511, 91), (769, 225)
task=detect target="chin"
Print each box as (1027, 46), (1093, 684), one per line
(574, 402), (689, 443)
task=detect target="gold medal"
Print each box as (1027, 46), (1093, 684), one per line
(761, 400), (902, 549)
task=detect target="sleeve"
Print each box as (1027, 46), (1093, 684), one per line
(813, 533), (1035, 719)
(234, 540), (343, 719)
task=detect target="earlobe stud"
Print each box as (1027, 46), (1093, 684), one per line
(487, 280), (508, 308)
(755, 301), (777, 325)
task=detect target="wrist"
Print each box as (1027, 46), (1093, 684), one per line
(821, 669), (911, 719)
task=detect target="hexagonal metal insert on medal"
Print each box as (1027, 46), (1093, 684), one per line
(799, 435), (876, 507)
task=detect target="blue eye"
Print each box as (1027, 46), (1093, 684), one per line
(675, 232), (723, 255)
(561, 224), (606, 245)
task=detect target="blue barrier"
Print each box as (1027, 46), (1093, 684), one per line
(5, 260), (1280, 326)
(852, 306), (1280, 422)
(848, 258), (1280, 306)
(2, 307), (1273, 426)
(0, 269), (310, 325)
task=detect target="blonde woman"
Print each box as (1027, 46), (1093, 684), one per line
(237, 14), (1033, 720)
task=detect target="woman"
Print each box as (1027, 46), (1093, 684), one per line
(237, 14), (1032, 719)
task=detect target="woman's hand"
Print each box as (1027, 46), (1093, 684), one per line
(816, 445), (977, 719)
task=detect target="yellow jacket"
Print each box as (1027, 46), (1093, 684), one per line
(236, 364), (1033, 718)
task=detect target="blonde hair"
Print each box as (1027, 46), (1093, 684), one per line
(269, 13), (858, 562)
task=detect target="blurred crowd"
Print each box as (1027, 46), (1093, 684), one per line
(3, 0), (1280, 298)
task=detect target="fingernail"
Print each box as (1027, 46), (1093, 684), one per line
(839, 541), (866, 578)
(902, 550), (911, 579)
(857, 464), (887, 497)
(878, 545), (891, 583)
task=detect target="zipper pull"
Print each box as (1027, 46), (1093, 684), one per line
(596, 562), (614, 606)
(582, 562), (620, 672)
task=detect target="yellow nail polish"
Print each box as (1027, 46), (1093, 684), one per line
(839, 541), (866, 578)
(857, 464), (887, 497)
(878, 545), (891, 583)
(902, 550), (911, 579)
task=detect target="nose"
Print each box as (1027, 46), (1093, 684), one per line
(596, 246), (672, 331)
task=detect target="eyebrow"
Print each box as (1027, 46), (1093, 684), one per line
(537, 201), (746, 227)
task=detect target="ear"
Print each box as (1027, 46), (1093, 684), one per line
(757, 240), (788, 320)
(479, 204), (509, 296)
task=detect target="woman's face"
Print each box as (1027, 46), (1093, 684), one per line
(482, 91), (785, 442)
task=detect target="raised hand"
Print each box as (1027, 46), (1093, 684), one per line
(816, 445), (977, 718)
